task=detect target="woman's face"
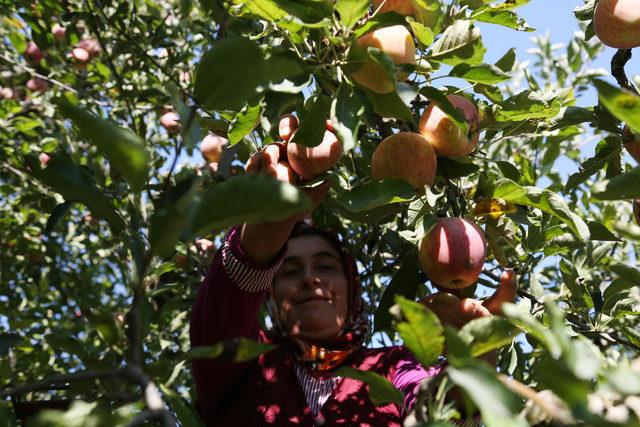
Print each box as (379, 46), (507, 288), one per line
(272, 235), (349, 343)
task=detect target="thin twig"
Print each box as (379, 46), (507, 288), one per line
(0, 369), (123, 398)
(84, 0), (140, 135)
(0, 53), (108, 106)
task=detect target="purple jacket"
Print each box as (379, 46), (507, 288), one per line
(189, 227), (442, 426)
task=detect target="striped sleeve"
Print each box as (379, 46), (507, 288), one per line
(221, 226), (287, 292)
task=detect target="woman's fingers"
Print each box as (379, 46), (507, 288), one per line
(482, 269), (518, 315)
(459, 298), (491, 321)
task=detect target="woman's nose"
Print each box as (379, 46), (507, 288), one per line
(300, 267), (321, 286)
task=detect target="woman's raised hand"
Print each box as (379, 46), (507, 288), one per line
(421, 269), (518, 329)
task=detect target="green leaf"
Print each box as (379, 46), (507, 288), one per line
(493, 179), (590, 241)
(190, 174), (311, 236)
(160, 384), (205, 427)
(291, 94), (331, 147)
(195, 37), (305, 111)
(447, 364), (526, 427)
(394, 296), (444, 368)
(26, 155), (126, 234)
(573, 0), (595, 21)
(437, 157), (480, 178)
(501, 303), (562, 357)
(587, 221), (620, 241)
(0, 333), (23, 356)
(187, 338), (274, 362)
(428, 20), (486, 66)
(331, 84), (365, 152)
(333, 179), (415, 213)
(374, 251), (421, 332)
(611, 264), (640, 284)
(496, 161), (521, 182)
(353, 13), (408, 38)
(334, 366), (404, 407)
(57, 101), (149, 193)
(494, 47), (516, 72)
(449, 63), (510, 85)
(495, 90), (562, 122)
(458, 316), (517, 357)
(336, 0), (369, 28)
(357, 82), (415, 121)
(408, 19), (435, 47)
(231, 0), (332, 27)
(592, 79), (640, 133)
(227, 103), (261, 146)
(592, 167), (640, 200)
(474, 9), (534, 32)
(149, 174), (199, 258)
(565, 138), (622, 191)
(45, 201), (73, 235)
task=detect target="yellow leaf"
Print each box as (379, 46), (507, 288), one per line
(474, 197), (517, 219)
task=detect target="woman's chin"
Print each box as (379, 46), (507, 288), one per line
(289, 319), (342, 343)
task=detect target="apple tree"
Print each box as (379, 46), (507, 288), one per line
(1, 0), (639, 426)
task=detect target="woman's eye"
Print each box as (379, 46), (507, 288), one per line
(282, 268), (300, 276)
(319, 264), (336, 270)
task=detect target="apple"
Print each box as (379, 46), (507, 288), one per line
(623, 126), (640, 163)
(593, 0), (640, 49)
(160, 111), (180, 134)
(200, 133), (228, 162)
(287, 129), (343, 180)
(351, 25), (416, 94)
(372, 0), (419, 16)
(419, 94), (480, 158)
(274, 161), (298, 184)
(52, 23), (66, 41)
(419, 217), (487, 289)
(77, 38), (101, 58)
(371, 132), (437, 190)
(24, 41), (43, 64)
(278, 114), (299, 142)
(0, 87), (14, 100)
(39, 153), (50, 167)
(26, 77), (48, 93)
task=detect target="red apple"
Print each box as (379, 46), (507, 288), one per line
(160, 111), (180, 134)
(39, 153), (50, 167)
(371, 132), (437, 190)
(52, 23), (66, 41)
(419, 94), (480, 158)
(24, 41), (43, 64)
(26, 77), (48, 93)
(287, 129), (343, 180)
(77, 38), (101, 58)
(593, 0), (640, 49)
(200, 133), (228, 162)
(419, 217), (487, 289)
(623, 126), (640, 164)
(0, 87), (14, 100)
(278, 114), (299, 142)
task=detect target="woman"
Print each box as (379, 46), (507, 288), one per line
(190, 138), (514, 426)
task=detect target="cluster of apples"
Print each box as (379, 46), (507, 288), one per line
(17, 24), (102, 95)
(349, 0), (489, 290)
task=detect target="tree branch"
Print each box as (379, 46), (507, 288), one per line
(0, 369), (122, 398)
(611, 49), (639, 95)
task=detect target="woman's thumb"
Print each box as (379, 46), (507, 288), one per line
(482, 269), (517, 315)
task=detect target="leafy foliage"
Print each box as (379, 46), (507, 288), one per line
(1, 0), (639, 426)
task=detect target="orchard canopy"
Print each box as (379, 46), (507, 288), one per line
(1, 0), (640, 426)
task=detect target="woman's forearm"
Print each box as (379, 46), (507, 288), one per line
(239, 217), (299, 264)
